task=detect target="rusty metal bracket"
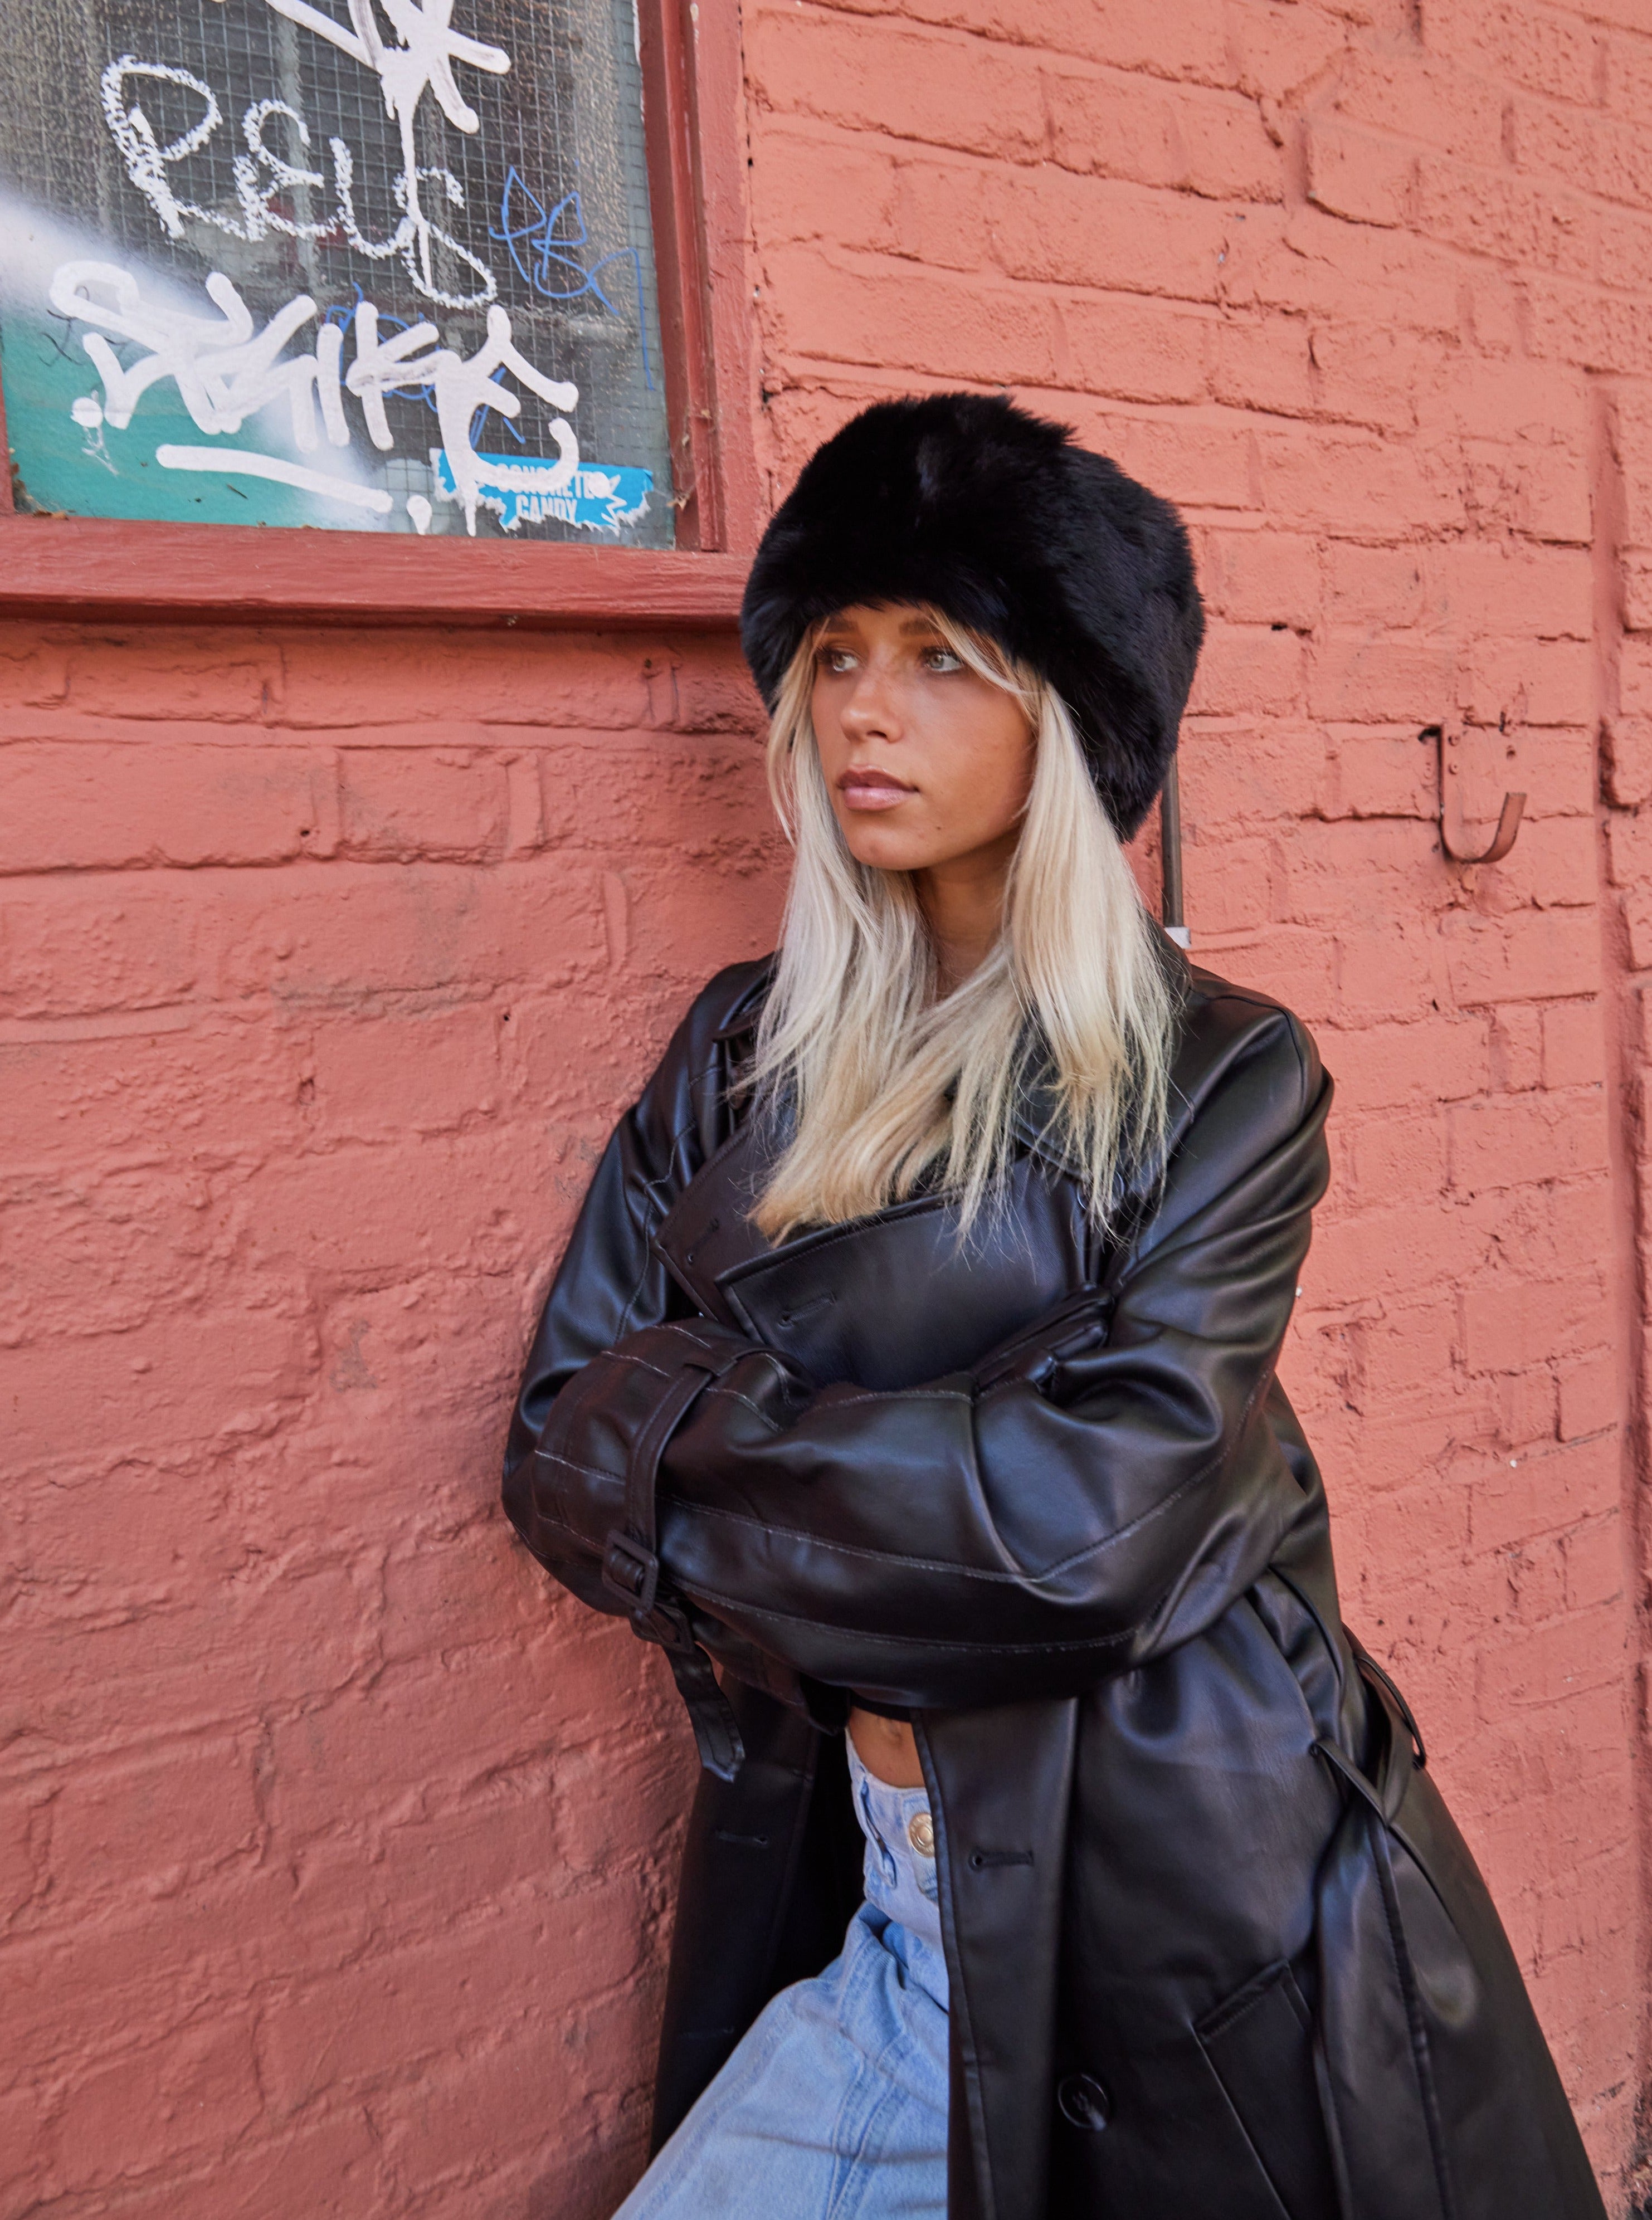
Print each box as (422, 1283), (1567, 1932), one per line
(1424, 725), (1525, 865)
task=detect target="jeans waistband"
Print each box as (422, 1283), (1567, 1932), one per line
(845, 1734), (945, 1960)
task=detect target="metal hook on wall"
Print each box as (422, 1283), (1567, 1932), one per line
(1424, 724), (1525, 865)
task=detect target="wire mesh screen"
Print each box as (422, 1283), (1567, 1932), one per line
(0, 0), (676, 541)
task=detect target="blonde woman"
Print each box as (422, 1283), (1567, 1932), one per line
(504, 396), (1601, 2220)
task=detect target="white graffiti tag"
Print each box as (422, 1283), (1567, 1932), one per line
(50, 261), (579, 533)
(50, 261), (349, 451)
(99, 56), (496, 309)
(261, 0), (509, 295)
(345, 301), (577, 531)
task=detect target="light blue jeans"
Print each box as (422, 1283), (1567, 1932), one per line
(611, 1738), (950, 2218)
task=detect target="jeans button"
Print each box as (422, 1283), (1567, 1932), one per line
(1056, 2073), (1112, 2131)
(907, 1811), (935, 1856)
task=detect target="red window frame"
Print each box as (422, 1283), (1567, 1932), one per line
(0, 0), (754, 633)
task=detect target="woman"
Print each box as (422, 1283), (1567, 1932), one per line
(503, 394), (1604, 2220)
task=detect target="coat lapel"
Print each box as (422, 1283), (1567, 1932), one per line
(652, 1109), (1091, 1392)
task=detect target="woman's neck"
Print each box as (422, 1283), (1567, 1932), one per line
(914, 830), (1017, 995)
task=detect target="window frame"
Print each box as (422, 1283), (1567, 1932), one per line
(0, 0), (754, 632)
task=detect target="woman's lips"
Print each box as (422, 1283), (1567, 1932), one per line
(838, 768), (915, 812)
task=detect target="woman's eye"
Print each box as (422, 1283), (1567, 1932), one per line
(923, 647), (963, 673)
(820, 647), (857, 674)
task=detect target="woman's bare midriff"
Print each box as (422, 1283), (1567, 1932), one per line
(847, 1705), (926, 1788)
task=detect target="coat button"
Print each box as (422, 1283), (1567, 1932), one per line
(1056, 2073), (1112, 2132)
(907, 1811), (935, 1856)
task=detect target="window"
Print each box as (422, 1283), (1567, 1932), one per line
(0, 0), (685, 544)
(0, 0), (751, 617)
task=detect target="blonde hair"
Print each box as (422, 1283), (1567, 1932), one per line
(748, 610), (1180, 1242)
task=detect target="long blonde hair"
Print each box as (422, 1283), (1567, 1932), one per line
(749, 611), (1180, 1242)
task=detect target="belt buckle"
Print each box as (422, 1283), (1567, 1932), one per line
(602, 1530), (660, 1615)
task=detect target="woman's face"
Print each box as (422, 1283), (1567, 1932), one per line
(809, 604), (1035, 877)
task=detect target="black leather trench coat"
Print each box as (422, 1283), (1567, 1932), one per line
(503, 948), (1605, 2220)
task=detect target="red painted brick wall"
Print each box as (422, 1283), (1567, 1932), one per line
(4, 0), (1651, 2212)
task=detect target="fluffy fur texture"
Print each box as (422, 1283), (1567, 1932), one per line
(740, 392), (1206, 840)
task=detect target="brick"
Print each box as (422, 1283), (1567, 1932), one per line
(1461, 1269), (1609, 1372)
(208, 861), (605, 1005)
(1347, 1109), (1449, 1207)
(1309, 634), (1459, 723)
(1185, 624), (1303, 718)
(338, 746), (508, 861)
(1442, 907), (1601, 1005)
(1056, 294), (1214, 404)
(1602, 27), (1652, 123)
(1333, 48), (1508, 165)
(1415, 153), (1599, 280)
(277, 632), (656, 732)
(42, 2111), (382, 2220)
(752, 124), (899, 252)
(1542, 999), (1607, 1091)
(1492, 1002), (1545, 1092)
(1352, 1292), (1460, 1402)
(1468, 1434), (1620, 1554)
(762, 242), (1061, 383)
(1181, 720), (1328, 821)
(1621, 636), (1652, 721)
(1448, 1090), (1610, 1194)
(256, 1917), (582, 2113)
(1, 1022), (304, 1173)
(310, 1002), (503, 1139)
(1043, 66), (1280, 199)
(891, 155), (990, 272)
(1252, 419), (1465, 536)
(1211, 316), (1315, 417)
(1461, 638), (1592, 729)
(62, 635), (281, 722)
(1475, 1601), (1626, 1713)
(1322, 1013), (1492, 1109)
(45, 1741), (261, 1913)
(52, 2019), (263, 2191)
(1624, 557), (1652, 635)
(1426, 0), (1602, 108)
(0, 1305), (307, 1473)
(1324, 544), (1427, 630)
(1624, 885), (1652, 972)
(1306, 121), (1416, 228)
(1197, 530), (1319, 629)
(0, 742), (324, 873)
(1500, 1362), (1560, 1453)
(1527, 271), (1652, 377)
(985, 168), (1229, 302)
(746, 11), (1046, 160)
(1563, 1516), (1625, 1610)
(1322, 730), (1432, 821)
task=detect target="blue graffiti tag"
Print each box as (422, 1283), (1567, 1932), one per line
(490, 170), (652, 391)
(432, 449), (652, 534)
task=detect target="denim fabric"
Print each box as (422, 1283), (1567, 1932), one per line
(846, 1737), (946, 1959)
(610, 1740), (949, 2219)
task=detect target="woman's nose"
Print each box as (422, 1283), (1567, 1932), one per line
(840, 668), (903, 741)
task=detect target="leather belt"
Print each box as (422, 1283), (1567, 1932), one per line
(601, 1360), (745, 1782)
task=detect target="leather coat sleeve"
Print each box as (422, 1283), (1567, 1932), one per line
(528, 1007), (1333, 1710)
(500, 967), (761, 1612)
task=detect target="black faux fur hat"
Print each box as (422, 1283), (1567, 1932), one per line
(740, 392), (1205, 840)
